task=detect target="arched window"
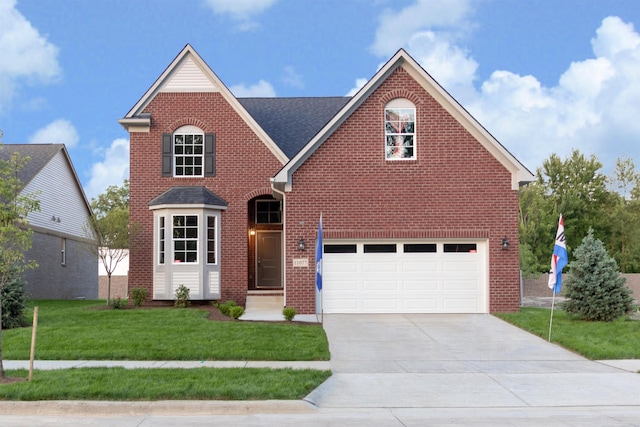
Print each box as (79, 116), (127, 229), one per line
(161, 126), (216, 177)
(384, 99), (416, 160)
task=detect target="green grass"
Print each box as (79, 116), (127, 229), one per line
(2, 300), (329, 361)
(0, 368), (331, 401)
(496, 307), (640, 360)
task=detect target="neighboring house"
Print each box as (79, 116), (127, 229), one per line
(119, 45), (533, 314)
(0, 144), (97, 299)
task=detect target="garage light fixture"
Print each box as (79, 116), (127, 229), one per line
(502, 237), (510, 250)
(298, 238), (305, 251)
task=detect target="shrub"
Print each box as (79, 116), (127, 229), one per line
(218, 300), (237, 316)
(562, 229), (634, 321)
(1, 272), (29, 329)
(229, 305), (244, 319)
(110, 296), (127, 309)
(282, 306), (296, 321)
(130, 287), (148, 307)
(174, 285), (190, 308)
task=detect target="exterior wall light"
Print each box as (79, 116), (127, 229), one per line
(298, 238), (305, 251)
(502, 237), (510, 250)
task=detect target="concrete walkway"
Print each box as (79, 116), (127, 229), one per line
(2, 314), (640, 426)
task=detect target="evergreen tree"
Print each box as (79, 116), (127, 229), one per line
(562, 229), (634, 321)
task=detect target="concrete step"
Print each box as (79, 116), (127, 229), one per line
(245, 294), (284, 312)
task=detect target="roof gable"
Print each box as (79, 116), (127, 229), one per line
(119, 44), (287, 164)
(273, 49), (534, 191)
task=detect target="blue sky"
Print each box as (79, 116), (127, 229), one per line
(1, 0), (640, 200)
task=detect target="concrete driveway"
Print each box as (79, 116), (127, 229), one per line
(306, 314), (640, 409)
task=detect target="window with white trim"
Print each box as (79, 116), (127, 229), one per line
(172, 215), (198, 263)
(61, 238), (66, 265)
(174, 131), (204, 177)
(159, 216), (166, 264)
(207, 215), (216, 264)
(385, 99), (416, 160)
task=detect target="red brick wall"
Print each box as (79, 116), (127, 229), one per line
(128, 92), (282, 307)
(284, 67), (520, 314)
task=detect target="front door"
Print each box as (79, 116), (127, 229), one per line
(256, 231), (282, 288)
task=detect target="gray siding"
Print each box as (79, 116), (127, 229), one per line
(23, 231), (98, 299)
(23, 150), (92, 239)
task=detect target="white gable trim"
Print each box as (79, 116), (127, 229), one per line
(119, 44), (288, 165)
(273, 49), (534, 191)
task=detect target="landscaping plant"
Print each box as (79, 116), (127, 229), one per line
(562, 228), (634, 321)
(130, 287), (148, 307)
(1, 271), (28, 329)
(282, 306), (296, 321)
(174, 284), (190, 308)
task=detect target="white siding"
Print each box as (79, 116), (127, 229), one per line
(23, 150), (91, 239)
(161, 56), (217, 92)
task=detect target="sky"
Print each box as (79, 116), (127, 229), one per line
(1, 0), (640, 201)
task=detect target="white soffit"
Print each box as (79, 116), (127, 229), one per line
(161, 56), (217, 93)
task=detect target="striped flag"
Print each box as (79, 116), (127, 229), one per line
(315, 214), (323, 291)
(548, 214), (568, 294)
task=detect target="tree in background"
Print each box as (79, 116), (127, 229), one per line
(0, 143), (41, 379)
(85, 180), (137, 306)
(517, 149), (640, 275)
(562, 229), (633, 321)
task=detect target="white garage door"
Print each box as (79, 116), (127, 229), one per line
(322, 241), (487, 314)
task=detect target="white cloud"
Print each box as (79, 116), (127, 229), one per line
(230, 80), (276, 97)
(203, 0), (276, 31)
(282, 66), (304, 89)
(29, 119), (79, 148)
(367, 1), (640, 173)
(85, 138), (130, 201)
(371, 0), (472, 57)
(346, 78), (369, 97)
(0, 0), (61, 113)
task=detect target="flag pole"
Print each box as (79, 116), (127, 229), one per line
(548, 288), (556, 342)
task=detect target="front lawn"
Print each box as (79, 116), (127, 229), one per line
(0, 367), (331, 401)
(2, 300), (329, 361)
(496, 307), (640, 360)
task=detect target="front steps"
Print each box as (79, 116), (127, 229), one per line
(241, 292), (320, 323)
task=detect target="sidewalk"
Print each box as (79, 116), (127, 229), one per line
(3, 359), (331, 371)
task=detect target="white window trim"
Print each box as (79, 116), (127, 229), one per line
(206, 214), (218, 265)
(158, 216), (166, 265)
(171, 214), (200, 264)
(173, 125), (204, 178)
(385, 98), (416, 161)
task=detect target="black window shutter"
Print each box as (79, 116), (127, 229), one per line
(162, 133), (172, 176)
(204, 133), (216, 176)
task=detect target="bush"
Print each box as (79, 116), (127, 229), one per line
(130, 287), (148, 307)
(174, 285), (190, 308)
(562, 229), (634, 321)
(218, 300), (237, 316)
(229, 305), (244, 319)
(282, 306), (296, 321)
(110, 296), (127, 309)
(1, 273), (29, 329)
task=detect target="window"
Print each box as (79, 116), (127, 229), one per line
(174, 133), (203, 176)
(404, 243), (436, 253)
(173, 215), (198, 263)
(364, 244), (397, 253)
(207, 215), (216, 264)
(162, 127), (216, 177)
(444, 243), (477, 253)
(61, 238), (66, 265)
(256, 200), (282, 224)
(159, 216), (166, 264)
(385, 99), (415, 160)
(324, 244), (357, 254)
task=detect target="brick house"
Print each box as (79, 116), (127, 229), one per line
(119, 45), (533, 314)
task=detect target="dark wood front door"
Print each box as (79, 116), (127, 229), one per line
(256, 231), (282, 288)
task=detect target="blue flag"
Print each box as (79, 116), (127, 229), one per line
(548, 214), (568, 294)
(316, 214), (323, 291)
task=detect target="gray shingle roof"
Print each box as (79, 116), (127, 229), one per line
(0, 144), (63, 186)
(148, 186), (228, 207)
(238, 97), (351, 158)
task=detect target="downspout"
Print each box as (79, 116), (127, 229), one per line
(270, 179), (287, 308)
